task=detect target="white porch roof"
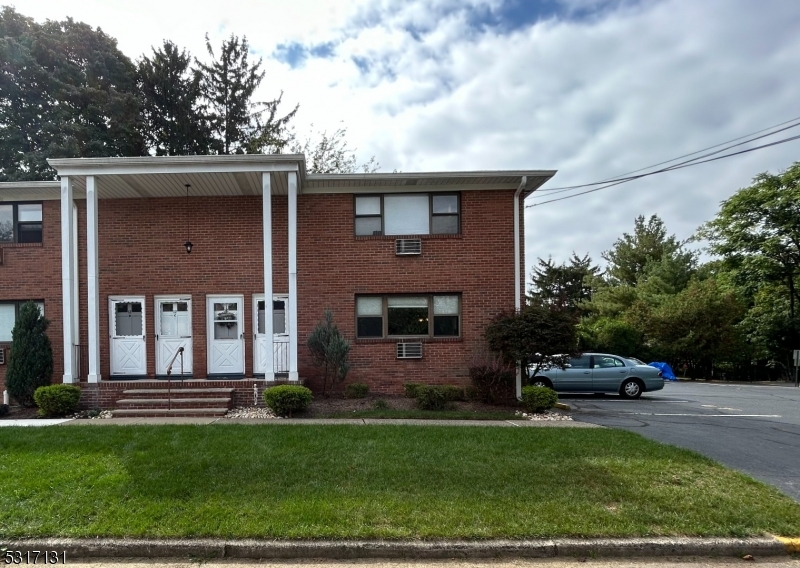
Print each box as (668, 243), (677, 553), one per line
(0, 154), (556, 200)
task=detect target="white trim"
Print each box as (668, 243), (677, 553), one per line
(86, 176), (101, 382)
(108, 296), (147, 376)
(514, 176), (526, 401)
(72, 203), (79, 378)
(287, 171), (299, 382)
(48, 155), (304, 177)
(262, 173), (274, 381)
(253, 294), (289, 376)
(60, 177), (75, 383)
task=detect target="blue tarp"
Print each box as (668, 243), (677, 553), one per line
(649, 362), (677, 381)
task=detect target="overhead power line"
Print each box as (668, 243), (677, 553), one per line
(531, 114), (800, 194)
(527, 132), (800, 207)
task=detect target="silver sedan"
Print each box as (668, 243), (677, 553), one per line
(528, 353), (665, 399)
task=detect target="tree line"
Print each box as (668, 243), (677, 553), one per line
(523, 161), (800, 381)
(0, 6), (376, 181)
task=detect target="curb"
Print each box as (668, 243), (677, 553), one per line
(3, 537), (794, 559)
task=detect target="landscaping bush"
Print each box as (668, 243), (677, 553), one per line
(403, 382), (422, 398)
(521, 385), (558, 413)
(307, 309), (350, 397)
(469, 360), (515, 404)
(33, 384), (81, 417)
(344, 382), (369, 399)
(465, 385), (480, 402)
(373, 399), (389, 410)
(6, 301), (53, 406)
(441, 385), (465, 401)
(0, 404), (8, 417)
(263, 385), (313, 417)
(415, 385), (448, 410)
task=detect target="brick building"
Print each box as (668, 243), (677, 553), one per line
(0, 154), (555, 414)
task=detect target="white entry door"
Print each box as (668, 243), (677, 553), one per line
(155, 297), (193, 376)
(110, 297), (147, 376)
(253, 295), (289, 375)
(207, 296), (244, 376)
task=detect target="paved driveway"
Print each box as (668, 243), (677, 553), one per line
(567, 381), (800, 501)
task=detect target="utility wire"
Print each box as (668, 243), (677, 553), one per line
(528, 132), (800, 207)
(533, 115), (800, 193)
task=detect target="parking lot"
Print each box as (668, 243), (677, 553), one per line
(567, 381), (800, 501)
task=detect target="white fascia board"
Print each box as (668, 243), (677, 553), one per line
(0, 181), (62, 201)
(47, 155), (305, 177)
(306, 170), (557, 183)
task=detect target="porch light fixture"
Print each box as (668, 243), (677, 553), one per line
(184, 183), (193, 254)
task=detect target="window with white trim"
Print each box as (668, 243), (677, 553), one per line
(356, 294), (460, 338)
(0, 301), (44, 342)
(0, 203), (43, 243)
(354, 194), (460, 236)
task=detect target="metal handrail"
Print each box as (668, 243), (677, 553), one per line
(165, 347), (184, 411)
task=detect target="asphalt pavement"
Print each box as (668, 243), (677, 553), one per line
(567, 380), (800, 501)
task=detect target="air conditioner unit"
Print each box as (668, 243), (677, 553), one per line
(0, 348), (5, 365)
(396, 342), (423, 359)
(395, 238), (422, 255)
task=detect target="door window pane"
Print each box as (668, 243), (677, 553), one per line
(213, 302), (237, 339)
(355, 216), (382, 236)
(388, 296), (428, 335)
(115, 302), (142, 336)
(273, 300), (286, 334)
(176, 303), (190, 336)
(384, 194), (429, 235)
(0, 206), (12, 242)
(257, 300), (266, 334)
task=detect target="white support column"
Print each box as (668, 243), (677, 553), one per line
(262, 173), (275, 381)
(86, 176), (101, 382)
(60, 176), (75, 383)
(287, 171), (299, 382)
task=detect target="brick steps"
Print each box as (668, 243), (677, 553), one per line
(113, 387), (234, 417)
(112, 408), (230, 418)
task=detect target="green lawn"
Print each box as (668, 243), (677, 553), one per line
(1, 425), (799, 539)
(323, 409), (521, 420)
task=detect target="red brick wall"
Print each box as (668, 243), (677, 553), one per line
(2, 189), (522, 398)
(0, 201), (64, 394)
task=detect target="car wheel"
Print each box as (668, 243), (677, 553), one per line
(620, 378), (643, 399)
(531, 377), (553, 389)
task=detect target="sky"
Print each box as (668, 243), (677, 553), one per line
(8, 0), (800, 280)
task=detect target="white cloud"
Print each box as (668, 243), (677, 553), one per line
(9, 0), (800, 281)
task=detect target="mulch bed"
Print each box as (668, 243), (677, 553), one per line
(0, 405), (40, 420)
(305, 393), (520, 417)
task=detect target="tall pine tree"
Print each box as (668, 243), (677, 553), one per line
(196, 33), (297, 154)
(138, 41), (212, 155)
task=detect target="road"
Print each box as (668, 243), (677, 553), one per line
(566, 381), (800, 501)
(63, 559), (800, 567)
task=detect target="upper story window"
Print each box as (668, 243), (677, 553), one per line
(0, 203), (43, 243)
(354, 193), (460, 236)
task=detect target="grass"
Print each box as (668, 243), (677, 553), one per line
(323, 408), (521, 420)
(1, 424), (799, 539)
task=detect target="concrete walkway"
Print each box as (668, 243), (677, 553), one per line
(1, 417), (600, 427)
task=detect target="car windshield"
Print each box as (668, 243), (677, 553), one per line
(626, 357), (646, 366)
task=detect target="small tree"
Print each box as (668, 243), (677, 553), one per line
(307, 309), (350, 397)
(6, 301), (53, 406)
(484, 304), (578, 381)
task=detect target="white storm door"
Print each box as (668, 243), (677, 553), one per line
(254, 295), (289, 374)
(155, 298), (193, 376)
(208, 296), (244, 375)
(109, 298), (147, 376)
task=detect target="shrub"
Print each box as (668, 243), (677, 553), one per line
(344, 382), (369, 399)
(263, 385), (313, 417)
(307, 309), (351, 397)
(403, 382), (423, 398)
(0, 404), (8, 417)
(6, 301), (53, 406)
(373, 399), (389, 410)
(441, 385), (465, 401)
(465, 385), (480, 402)
(33, 384), (81, 417)
(415, 385), (448, 410)
(521, 385), (558, 413)
(469, 354), (515, 404)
